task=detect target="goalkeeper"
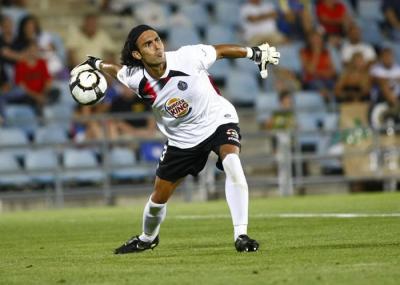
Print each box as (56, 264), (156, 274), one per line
(73, 24), (279, 253)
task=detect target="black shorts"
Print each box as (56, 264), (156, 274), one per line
(156, 123), (241, 182)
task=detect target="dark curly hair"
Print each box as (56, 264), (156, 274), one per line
(120, 24), (156, 67)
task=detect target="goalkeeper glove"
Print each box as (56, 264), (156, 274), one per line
(247, 43), (280, 79)
(70, 55), (103, 76)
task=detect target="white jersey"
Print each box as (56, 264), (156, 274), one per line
(117, 44), (239, 149)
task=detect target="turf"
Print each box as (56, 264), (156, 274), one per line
(0, 192), (399, 285)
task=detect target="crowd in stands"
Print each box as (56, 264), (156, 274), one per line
(1, 0), (400, 189)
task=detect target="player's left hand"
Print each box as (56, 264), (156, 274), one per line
(250, 43), (280, 65)
(249, 43), (280, 79)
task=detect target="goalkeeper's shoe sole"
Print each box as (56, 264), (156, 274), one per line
(235, 234), (259, 252)
(114, 235), (159, 254)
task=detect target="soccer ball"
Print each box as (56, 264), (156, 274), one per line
(69, 68), (107, 105)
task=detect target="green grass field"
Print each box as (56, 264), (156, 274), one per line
(1, 192), (399, 285)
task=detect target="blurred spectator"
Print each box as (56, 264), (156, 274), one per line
(0, 61), (11, 120)
(340, 23), (376, 66)
(11, 14), (37, 51)
(12, 42), (57, 114)
(11, 14), (65, 78)
(300, 31), (336, 100)
(0, 14), (23, 65)
(382, 0), (400, 41)
(240, 0), (287, 46)
(277, 0), (313, 40)
(335, 52), (372, 102)
(370, 47), (400, 106)
(315, 0), (352, 47)
(72, 105), (106, 142)
(1, 0), (28, 36)
(262, 90), (295, 130)
(99, 0), (135, 15)
(66, 13), (116, 69)
(100, 81), (157, 138)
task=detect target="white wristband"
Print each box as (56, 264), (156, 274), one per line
(95, 59), (103, 70)
(246, 47), (253, 58)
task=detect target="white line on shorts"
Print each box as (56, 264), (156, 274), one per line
(172, 213), (400, 220)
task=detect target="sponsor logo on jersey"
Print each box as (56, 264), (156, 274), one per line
(165, 98), (192, 118)
(226, 129), (240, 143)
(177, 80), (188, 91)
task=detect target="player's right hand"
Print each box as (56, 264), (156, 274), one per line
(70, 56), (103, 78)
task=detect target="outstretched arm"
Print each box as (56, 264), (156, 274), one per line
(71, 56), (122, 79)
(214, 43), (280, 78)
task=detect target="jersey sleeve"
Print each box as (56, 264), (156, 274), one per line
(178, 44), (217, 71)
(116, 65), (140, 92)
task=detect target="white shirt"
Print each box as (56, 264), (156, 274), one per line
(341, 41), (376, 63)
(240, 2), (278, 41)
(117, 44), (239, 149)
(370, 62), (400, 97)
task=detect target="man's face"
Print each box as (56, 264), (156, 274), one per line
(134, 30), (165, 66)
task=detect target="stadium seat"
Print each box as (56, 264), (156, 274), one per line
(180, 3), (210, 30)
(34, 125), (68, 145)
(62, 148), (105, 184)
(358, 0), (384, 21)
(167, 26), (201, 51)
(276, 42), (302, 73)
(0, 151), (30, 188)
(110, 147), (153, 181)
(208, 59), (231, 82)
(5, 105), (38, 135)
(215, 1), (241, 28)
(25, 149), (59, 185)
(255, 92), (280, 123)
(43, 103), (74, 131)
(139, 141), (164, 163)
(293, 91), (326, 113)
(52, 80), (77, 107)
(205, 25), (238, 45)
(0, 127), (29, 157)
(225, 68), (260, 107)
(358, 18), (383, 46)
(296, 112), (327, 150)
(234, 58), (259, 77)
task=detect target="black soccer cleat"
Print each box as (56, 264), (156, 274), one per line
(114, 235), (159, 254)
(235, 234), (259, 252)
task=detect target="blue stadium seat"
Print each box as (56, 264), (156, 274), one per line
(34, 125), (68, 144)
(5, 105), (38, 135)
(358, 0), (384, 21)
(25, 149), (59, 185)
(110, 147), (153, 181)
(293, 91), (326, 113)
(139, 141), (164, 163)
(205, 25), (238, 44)
(225, 68), (260, 106)
(43, 103), (73, 131)
(215, 1), (241, 28)
(62, 148), (105, 184)
(276, 42), (302, 73)
(208, 59), (231, 81)
(167, 26), (201, 51)
(180, 3), (210, 30)
(0, 151), (30, 187)
(296, 112), (327, 149)
(328, 45), (342, 73)
(255, 92), (280, 123)
(0, 127), (29, 157)
(52, 80), (77, 107)
(358, 18), (383, 46)
(234, 58), (259, 77)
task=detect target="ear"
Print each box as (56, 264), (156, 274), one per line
(132, 51), (142, 60)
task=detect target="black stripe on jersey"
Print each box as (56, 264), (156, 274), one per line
(167, 70), (189, 77)
(138, 77), (157, 105)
